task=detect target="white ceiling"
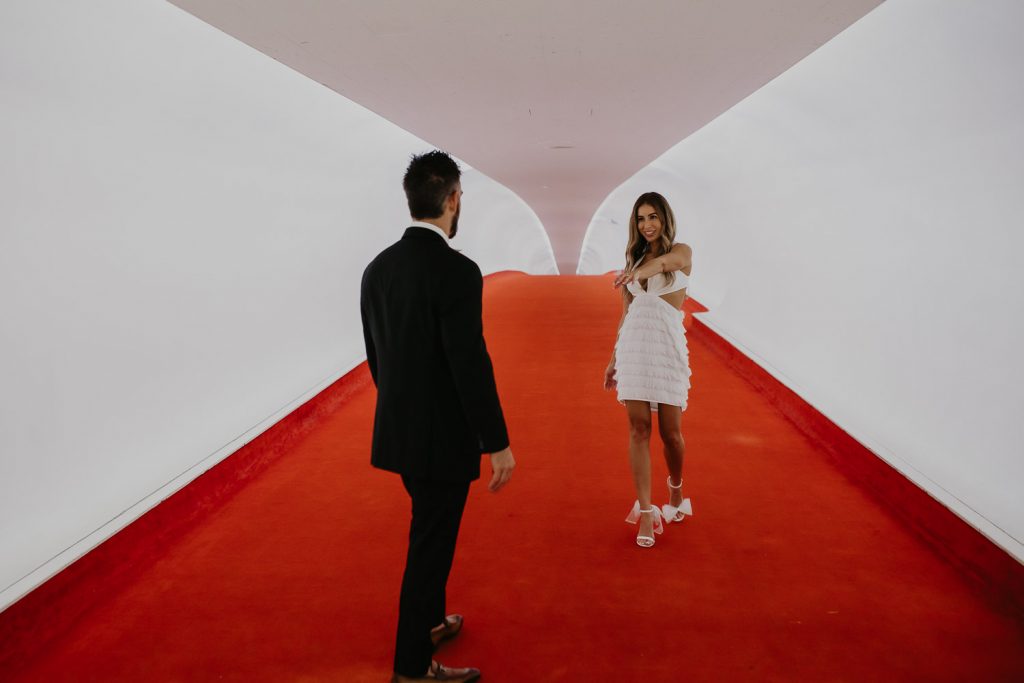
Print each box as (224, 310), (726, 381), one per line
(169, 0), (882, 272)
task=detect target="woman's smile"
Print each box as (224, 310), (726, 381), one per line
(636, 203), (662, 241)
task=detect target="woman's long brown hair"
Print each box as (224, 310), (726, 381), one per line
(624, 191), (677, 285)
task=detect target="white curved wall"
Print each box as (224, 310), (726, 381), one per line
(0, 0), (554, 609)
(458, 168), (555, 275)
(580, 0), (1024, 560)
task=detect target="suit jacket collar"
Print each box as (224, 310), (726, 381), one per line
(404, 221), (451, 246)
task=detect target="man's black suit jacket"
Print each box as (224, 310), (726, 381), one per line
(360, 226), (509, 482)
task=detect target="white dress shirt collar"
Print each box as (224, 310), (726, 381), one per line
(409, 221), (451, 246)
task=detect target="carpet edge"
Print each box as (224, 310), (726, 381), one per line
(688, 314), (1024, 619)
(0, 364), (373, 675)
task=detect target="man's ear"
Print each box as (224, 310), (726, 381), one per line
(449, 190), (460, 212)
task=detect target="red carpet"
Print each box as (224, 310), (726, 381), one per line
(4, 274), (1023, 681)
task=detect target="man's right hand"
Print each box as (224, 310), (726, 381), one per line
(487, 447), (516, 492)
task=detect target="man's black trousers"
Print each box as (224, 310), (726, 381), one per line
(393, 475), (470, 677)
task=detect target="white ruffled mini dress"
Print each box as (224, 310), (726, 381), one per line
(614, 257), (691, 412)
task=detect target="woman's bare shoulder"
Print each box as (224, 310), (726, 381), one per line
(669, 243), (693, 270)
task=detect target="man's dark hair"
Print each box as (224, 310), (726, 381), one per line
(403, 150), (461, 220)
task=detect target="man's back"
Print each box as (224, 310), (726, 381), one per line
(360, 227), (507, 483)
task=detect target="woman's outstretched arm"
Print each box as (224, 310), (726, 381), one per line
(615, 244), (692, 287)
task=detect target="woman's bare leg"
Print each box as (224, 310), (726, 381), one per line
(625, 400), (654, 538)
(657, 404), (686, 509)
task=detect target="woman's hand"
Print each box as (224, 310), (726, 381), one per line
(615, 258), (661, 288)
(613, 270), (635, 288)
(603, 361), (617, 390)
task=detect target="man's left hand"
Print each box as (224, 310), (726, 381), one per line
(487, 447), (516, 492)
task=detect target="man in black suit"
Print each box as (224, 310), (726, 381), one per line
(361, 150), (516, 683)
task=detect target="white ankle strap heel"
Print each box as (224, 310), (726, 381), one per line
(625, 500), (664, 547)
(662, 476), (693, 523)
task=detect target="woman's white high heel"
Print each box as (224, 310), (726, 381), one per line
(625, 501), (664, 547)
(662, 476), (693, 523)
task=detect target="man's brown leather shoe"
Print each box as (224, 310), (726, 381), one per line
(430, 614), (463, 650)
(391, 659), (481, 682)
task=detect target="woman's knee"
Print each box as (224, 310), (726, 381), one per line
(628, 417), (652, 442)
(659, 428), (685, 452)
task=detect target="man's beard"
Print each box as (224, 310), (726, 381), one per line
(449, 203), (460, 239)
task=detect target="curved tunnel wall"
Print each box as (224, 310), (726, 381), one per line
(0, 0), (554, 608)
(580, 0), (1024, 560)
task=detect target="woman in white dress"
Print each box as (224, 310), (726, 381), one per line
(604, 192), (693, 548)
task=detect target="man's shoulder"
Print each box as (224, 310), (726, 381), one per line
(361, 239), (407, 289)
(362, 242), (392, 272)
(362, 234), (480, 282)
(365, 236), (414, 267)
(440, 245), (480, 273)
